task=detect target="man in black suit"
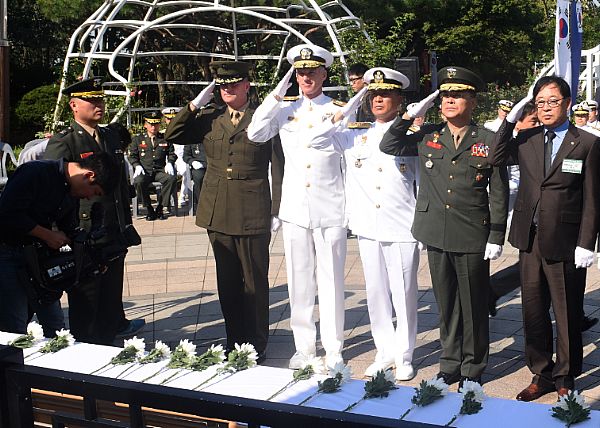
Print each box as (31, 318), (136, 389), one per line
(488, 75), (600, 400)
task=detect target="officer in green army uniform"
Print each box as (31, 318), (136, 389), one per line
(165, 61), (284, 361)
(380, 66), (508, 386)
(44, 77), (145, 345)
(128, 111), (178, 220)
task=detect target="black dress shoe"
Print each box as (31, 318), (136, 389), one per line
(459, 376), (482, 389)
(156, 205), (166, 220)
(145, 207), (157, 221)
(437, 371), (461, 385)
(582, 315), (598, 332)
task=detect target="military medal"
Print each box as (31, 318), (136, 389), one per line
(425, 159), (433, 169)
(433, 132), (440, 143)
(355, 159), (362, 168)
(475, 173), (483, 181)
(399, 163), (407, 172)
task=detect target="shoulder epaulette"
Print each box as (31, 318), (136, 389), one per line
(55, 126), (74, 139)
(283, 96), (300, 102)
(332, 99), (347, 107)
(347, 121), (372, 129)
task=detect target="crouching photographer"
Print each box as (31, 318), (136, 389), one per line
(0, 153), (119, 336)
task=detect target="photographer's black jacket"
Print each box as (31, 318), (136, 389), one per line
(0, 159), (78, 245)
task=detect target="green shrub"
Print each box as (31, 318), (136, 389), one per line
(14, 84), (59, 131)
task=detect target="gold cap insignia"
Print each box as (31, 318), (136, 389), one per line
(374, 70), (385, 83)
(446, 67), (457, 78)
(300, 48), (313, 60)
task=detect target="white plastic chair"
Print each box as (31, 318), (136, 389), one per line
(0, 142), (19, 190)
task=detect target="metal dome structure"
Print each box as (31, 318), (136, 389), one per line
(52, 0), (371, 127)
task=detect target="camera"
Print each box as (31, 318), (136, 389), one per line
(20, 226), (127, 305)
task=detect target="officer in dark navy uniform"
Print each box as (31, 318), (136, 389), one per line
(128, 111), (177, 220)
(44, 77), (145, 345)
(380, 66), (509, 386)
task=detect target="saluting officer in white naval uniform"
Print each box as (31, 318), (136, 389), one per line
(247, 44), (348, 369)
(573, 103), (600, 137)
(484, 100), (513, 133)
(311, 68), (419, 381)
(583, 100), (599, 131)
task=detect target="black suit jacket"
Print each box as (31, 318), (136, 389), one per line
(488, 120), (600, 261)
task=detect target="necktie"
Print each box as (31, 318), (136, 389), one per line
(93, 130), (101, 146)
(544, 130), (556, 175)
(231, 111), (241, 127)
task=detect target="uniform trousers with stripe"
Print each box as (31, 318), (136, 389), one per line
(358, 237), (419, 366)
(282, 221), (346, 357)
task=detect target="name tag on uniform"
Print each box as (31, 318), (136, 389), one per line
(562, 159), (583, 174)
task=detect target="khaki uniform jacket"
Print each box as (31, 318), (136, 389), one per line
(380, 118), (508, 253)
(165, 104), (284, 236)
(488, 120), (600, 261)
(44, 122), (133, 245)
(128, 132), (177, 173)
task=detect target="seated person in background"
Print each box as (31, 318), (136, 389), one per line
(162, 107), (192, 208)
(0, 153), (119, 335)
(183, 141), (207, 210)
(129, 111), (177, 220)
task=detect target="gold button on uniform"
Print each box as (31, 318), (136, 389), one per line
(451, 160), (456, 165)
(306, 183), (310, 187)
(449, 175), (454, 180)
(378, 167), (383, 172)
(376, 204), (381, 208)
(445, 204), (450, 209)
(447, 189), (452, 193)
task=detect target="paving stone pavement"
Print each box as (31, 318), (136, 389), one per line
(65, 212), (600, 410)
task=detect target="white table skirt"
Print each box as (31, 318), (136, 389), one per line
(1, 332), (598, 428)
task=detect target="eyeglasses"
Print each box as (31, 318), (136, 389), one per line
(348, 76), (363, 83)
(535, 98), (564, 109)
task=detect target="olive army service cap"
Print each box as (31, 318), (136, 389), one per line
(209, 61), (252, 85)
(438, 66), (485, 92)
(143, 111), (163, 124)
(63, 76), (105, 99)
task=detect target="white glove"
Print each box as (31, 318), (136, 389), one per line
(165, 163), (175, 175)
(506, 95), (533, 123)
(192, 161), (203, 170)
(406, 90), (439, 119)
(133, 165), (145, 178)
(272, 67), (295, 100)
(339, 86), (368, 120)
(575, 246), (594, 269)
(483, 243), (503, 260)
(191, 80), (216, 109)
(271, 216), (282, 232)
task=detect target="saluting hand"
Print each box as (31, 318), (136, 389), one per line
(406, 90), (439, 119)
(506, 95), (532, 123)
(272, 67), (295, 101)
(333, 86), (369, 123)
(191, 80), (216, 109)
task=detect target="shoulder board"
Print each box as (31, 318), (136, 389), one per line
(347, 122), (372, 129)
(55, 126), (74, 139)
(332, 99), (347, 107)
(283, 96), (300, 102)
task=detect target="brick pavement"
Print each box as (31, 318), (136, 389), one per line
(82, 212), (600, 409)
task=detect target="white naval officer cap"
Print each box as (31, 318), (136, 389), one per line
(572, 103), (590, 115)
(286, 44), (334, 69)
(363, 67), (410, 91)
(498, 99), (514, 112)
(161, 107), (181, 119)
(583, 100), (598, 110)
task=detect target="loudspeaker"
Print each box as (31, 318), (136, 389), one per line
(394, 57), (420, 93)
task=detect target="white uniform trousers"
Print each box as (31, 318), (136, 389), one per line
(282, 221), (346, 356)
(174, 148), (191, 203)
(358, 237), (419, 365)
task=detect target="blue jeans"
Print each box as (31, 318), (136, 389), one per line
(0, 244), (64, 336)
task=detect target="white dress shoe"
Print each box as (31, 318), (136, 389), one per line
(325, 352), (343, 369)
(364, 360), (395, 378)
(395, 363), (416, 381)
(288, 351), (315, 369)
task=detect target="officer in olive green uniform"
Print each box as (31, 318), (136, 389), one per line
(128, 111), (177, 220)
(165, 61), (284, 360)
(380, 66), (508, 385)
(44, 77), (141, 345)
